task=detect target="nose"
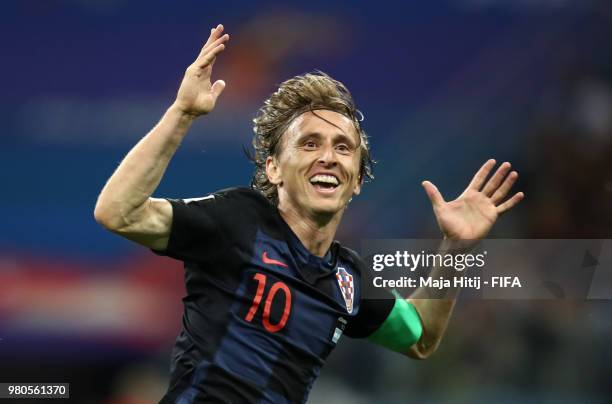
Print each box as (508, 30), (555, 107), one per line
(317, 143), (337, 166)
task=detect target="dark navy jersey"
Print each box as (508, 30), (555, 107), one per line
(155, 187), (394, 404)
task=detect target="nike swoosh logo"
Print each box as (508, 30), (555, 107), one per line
(262, 251), (288, 268)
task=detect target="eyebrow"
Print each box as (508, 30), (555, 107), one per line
(298, 132), (358, 147)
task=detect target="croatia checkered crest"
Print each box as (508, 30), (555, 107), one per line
(335, 267), (354, 314)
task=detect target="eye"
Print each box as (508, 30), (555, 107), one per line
(304, 140), (318, 150)
(335, 144), (351, 154)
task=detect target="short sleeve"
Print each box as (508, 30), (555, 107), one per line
(343, 251), (396, 338)
(154, 194), (227, 262)
(344, 296), (395, 338)
(153, 187), (273, 263)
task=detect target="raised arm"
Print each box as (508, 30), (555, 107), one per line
(407, 159), (524, 359)
(94, 24), (230, 250)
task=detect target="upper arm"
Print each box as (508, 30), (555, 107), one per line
(100, 188), (263, 263)
(344, 298), (395, 338)
(107, 197), (173, 251)
(403, 298), (443, 360)
(366, 298), (424, 356)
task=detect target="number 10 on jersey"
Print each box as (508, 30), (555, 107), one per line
(244, 273), (292, 333)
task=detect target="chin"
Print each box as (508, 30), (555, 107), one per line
(309, 199), (346, 216)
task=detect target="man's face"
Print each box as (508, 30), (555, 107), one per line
(266, 110), (362, 218)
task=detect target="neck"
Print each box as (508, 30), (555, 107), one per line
(277, 202), (343, 258)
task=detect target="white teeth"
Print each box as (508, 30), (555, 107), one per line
(309, 174), (339, 185)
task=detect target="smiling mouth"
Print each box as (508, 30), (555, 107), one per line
(309, 174), (340, 193)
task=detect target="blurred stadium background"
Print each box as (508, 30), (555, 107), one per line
(1, 1), (612, 403)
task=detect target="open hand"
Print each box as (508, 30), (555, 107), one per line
(173, 24), (229, 117)
(422, 160), (524, 240)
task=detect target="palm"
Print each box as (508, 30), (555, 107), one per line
(435, 189), (498, 239)
(178, 69), (216, 114)
(423, 160), (524, 240)
(174, 24), (229, 116)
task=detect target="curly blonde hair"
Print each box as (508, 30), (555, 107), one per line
(250, 71), (373, 204)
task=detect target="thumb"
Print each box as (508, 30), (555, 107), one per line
(422, 180), (445, 208)
(211, 79), (226, 100)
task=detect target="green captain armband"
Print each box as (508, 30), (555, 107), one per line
(367, 298), (423, 353)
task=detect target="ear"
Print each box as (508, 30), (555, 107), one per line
(265, 156), (282, 185)
(352, 175), (364, 196)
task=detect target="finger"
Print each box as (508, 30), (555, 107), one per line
(467, 159), (496, 191)
(211, 79), (226, 99)
(196, 43), (226, 68)
(197, 33), (229, 62)
(422, 181), (446, 208)
(200, 34), (229, 55)
(482, 162), (511, 197)
(202, 27), (215, 49)
(491, 171), (518, 204)
(496, 192), (524, 214)
(201, 24), (224, 52)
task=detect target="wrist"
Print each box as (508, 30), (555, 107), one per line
(168, 102), (200, 122)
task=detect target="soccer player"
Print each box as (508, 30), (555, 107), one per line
(94, 24), (523, 403)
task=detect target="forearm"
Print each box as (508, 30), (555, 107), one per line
(407, 293), (457, 358)
(407, 239), (468, 358)
(94, 104), (195, 229)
